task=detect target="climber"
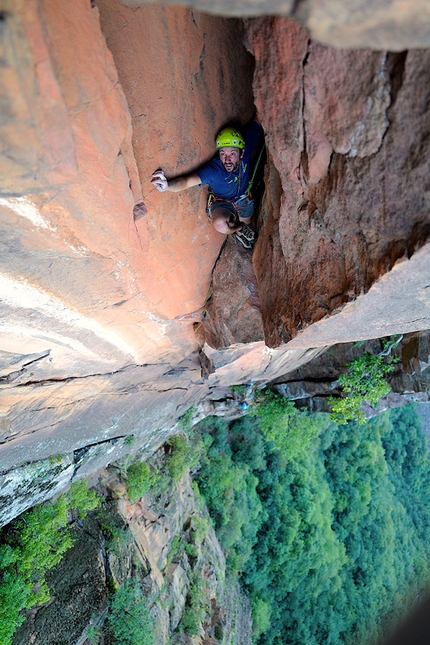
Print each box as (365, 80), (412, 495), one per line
(151, 119), (263, 249)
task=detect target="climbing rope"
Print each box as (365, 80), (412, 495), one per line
(245, 143), (265, 196)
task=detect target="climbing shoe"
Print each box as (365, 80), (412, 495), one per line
(233, 231), (252, 249)
(239, 222), (256, 243)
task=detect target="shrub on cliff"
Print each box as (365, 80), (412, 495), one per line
(107, 579), (154, 645)
(329, 337), (400, 424)
(253, 389), (327, 460)
(125, 462), (152, 503)
(0, 481), (99, 645)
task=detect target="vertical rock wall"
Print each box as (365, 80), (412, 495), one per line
(247, 17), (430, 346)
(97, 0), (255, 319)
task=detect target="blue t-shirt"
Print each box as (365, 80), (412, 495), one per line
(196, 121), (262, 200)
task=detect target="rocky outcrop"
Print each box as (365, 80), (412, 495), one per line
(271, 331), (430, 414)
(13, 465), (251, 645)
(122, 0), (430, 51)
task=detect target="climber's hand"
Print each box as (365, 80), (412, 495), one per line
(151, 170), (168, 192)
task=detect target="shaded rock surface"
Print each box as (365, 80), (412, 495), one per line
(195, 236), (264, 348)
(13, 517), (108, 645)
(248, 17), (430, 346)
(123, 0), (430, 51)
(272, 331), (430, 415)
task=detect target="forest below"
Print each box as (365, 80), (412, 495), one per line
(194, 401), (430, 645)
(1, 397), (430, 645)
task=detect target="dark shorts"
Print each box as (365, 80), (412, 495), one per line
(208, 195), (254, 221)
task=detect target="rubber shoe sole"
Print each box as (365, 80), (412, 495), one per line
(240, 222), (256, 243)
(233, 232), (252, 249)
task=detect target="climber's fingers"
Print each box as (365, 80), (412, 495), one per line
(151, 170), (168, 192)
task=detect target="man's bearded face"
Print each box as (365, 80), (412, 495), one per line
(219, 146), (243, 172)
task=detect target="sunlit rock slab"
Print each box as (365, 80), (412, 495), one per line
(286, 242), (430, 349)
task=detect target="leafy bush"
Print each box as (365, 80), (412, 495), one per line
(86, 624), (102, 645)
(252, 598), (272, 639)
(329, 351), (398, 424)
(253, 389), (324, 460)
(0, 480), (99, 645)
(178, 406), (195, 434)
(125, 462), (152, 503)
(66, 480), (100, 518)
(179, 575), (208, 636)
(165, 535), (183, 567)
(107, 579), (154, 645)
(166, 434), (200, 481)
(190, 515), (209, 546)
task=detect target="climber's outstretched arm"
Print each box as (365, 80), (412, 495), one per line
(151, 170), (200, 193)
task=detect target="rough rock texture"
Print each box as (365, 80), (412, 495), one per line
(0, 0), (255, 385)
(195, 236), (264, 348)
(123, 0), (430, 51)
(0, 455), (74, 527)
(248, 17), (430, 346)
(97, 0), (255, 321)
(13, 466), (250, 645)
(272, 331), (430, 414)
(13, 520), (108, 645)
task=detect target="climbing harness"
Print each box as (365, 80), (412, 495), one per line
(206, 142), (265, 217)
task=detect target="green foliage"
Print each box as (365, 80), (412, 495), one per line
(195, 416), (263, 574)
(184, 542), (198, 559)
(166, 433), (200, 481)
(107, 579), (154, 645)
(329, 350), (398, 425)
(99, 512), (131, 557)
(253, 389), (326, 460)
(190, 515), (209, 546)
(48, 454), (64, 465)
(165, 535), (183, 567)
(179, 575), (208, 636)
(178, 407), (195, 434)
(66, 480), (100, 518)
(194, 405), (430, 645)
(86, 624), (102, 645)
(125, 462), (152, 503)
(252, 598), (271, 639)
(0, 480), (99, 645)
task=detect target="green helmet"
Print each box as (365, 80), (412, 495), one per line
(215, 127), (245, 150)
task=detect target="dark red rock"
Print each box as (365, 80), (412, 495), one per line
(248, 17), (430, 346)
(195, 236), (264, 348)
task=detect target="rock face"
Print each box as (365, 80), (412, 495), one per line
(272, 331), (430, 414)
(123, 0), (430, 51)
(97, 0), (256, 321)
(13, 467), (251, 645)
(248, 18), (430, 346)
(195, 235), (264, 348)
(1, 0), (430, 497)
